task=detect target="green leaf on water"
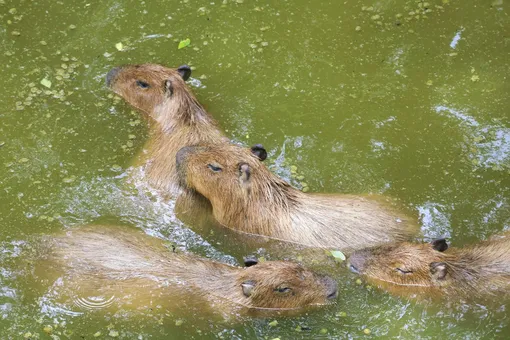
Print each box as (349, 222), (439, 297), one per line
(178, 38), (191, 49)
(268, 320), (278, 327)
(330, 250), (346, 261)
(115, 42), (124, 51)
(40, 78), (52, 88)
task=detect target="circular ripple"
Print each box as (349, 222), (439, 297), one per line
(70, 283), (118, 311)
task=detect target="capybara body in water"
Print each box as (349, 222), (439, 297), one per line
(348, 232), (510, 300)
(106, 64), (227, 193)
(176, 143), (419, 252)
(42, 225), (337, 317)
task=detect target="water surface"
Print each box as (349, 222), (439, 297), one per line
(0, 0), (509, 338)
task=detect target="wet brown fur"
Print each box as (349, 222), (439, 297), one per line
(176, 143), (419, 252)
(108, 64), (228, 193)
(348, 232), (510, 299)
(46, 225), (336, 313)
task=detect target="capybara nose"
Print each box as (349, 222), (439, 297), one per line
(106, 67), (121, 87)
(323, 276), (338, 300)
(348, 252), (366, 274)
(176, 146), (196, 167)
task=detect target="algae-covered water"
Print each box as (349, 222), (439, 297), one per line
(1, 0), (509, 338)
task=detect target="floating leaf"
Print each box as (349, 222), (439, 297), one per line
(178, 38), (191, 49)
(330, 250), (346, 261)
(40, 78), (52, 88)
(268, 320), (278, 327)
(108, 330), (119, 337)
(115, 42), (124, 51)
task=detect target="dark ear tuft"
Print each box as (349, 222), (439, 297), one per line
(250, 144), (267, 161)
(431, 238), (448, 252)
(165, 79), (173, 95)
(243, 255), (259, 267)
(177, 65), (192, 81)
(429, 262), (447, 280)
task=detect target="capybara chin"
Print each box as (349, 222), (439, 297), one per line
(348, 233), (510, 300)
(175, 143), (419, 252)
(106, 63), (227, 193)
(43, 225), (337, 316)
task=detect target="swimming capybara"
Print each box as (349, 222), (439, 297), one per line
(41, 225), (337, 318)
(176, 143), (419, 252)
(106, 64), (228, 193)
(348, 232), (510, 300)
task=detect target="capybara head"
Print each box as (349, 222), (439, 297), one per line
(106, 63), (192, 115)
(176, 143), (283, 209)
(236, 261), (337, 309)
(348, 239), (449, 287)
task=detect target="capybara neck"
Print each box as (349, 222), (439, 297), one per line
(107, 63), (227, 193)
(147, 96), (225, 193)
(177, 143), (418, 252)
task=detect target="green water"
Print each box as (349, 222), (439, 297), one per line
(1, 0), (509, 338)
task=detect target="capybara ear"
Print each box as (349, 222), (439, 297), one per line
(250, 144), (267, 161)
(239, 163), (251, 184)
(431, 238), (448, 252)
(177, 65), (192, 81)
(241, 280), (256, 297)
(429, 262), (447, 280)
(243, 255), (259, 267)
(165, 79), (174, 96)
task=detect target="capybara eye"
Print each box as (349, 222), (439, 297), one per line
(135, 80), (150, 89)
(396, 267), (413, 275)
(275, 286), (292, 294)
(207, 164), (222, 172)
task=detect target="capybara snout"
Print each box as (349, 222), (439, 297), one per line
(176, 145), (199, 169)
(106, 67), (120, 87)
(322, 276), (339, 300)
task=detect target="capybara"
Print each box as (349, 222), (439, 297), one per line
(41, 225), (337, 318)
(176, 143), (419, 252)
(106, 64), (228, 193)
(348, 232), (510, 300)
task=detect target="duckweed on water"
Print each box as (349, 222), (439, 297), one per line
(0, 0), (508, 338)
(268, 320), (278, 327)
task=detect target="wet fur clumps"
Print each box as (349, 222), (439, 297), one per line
(176, 143), (419, 252)
(348, 233), (510, 300)
(107, 63), (228, 193)
(47, 225), (337, 313)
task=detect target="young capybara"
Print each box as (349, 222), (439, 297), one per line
(41, 225), (337, 318)
(348, 232), (510, 300)
(106, 63), (228, 193)
(176, 143), (419, 252)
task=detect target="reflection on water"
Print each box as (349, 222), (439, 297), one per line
(417, 202), (452, 239)
(435, 105), (510, 170)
